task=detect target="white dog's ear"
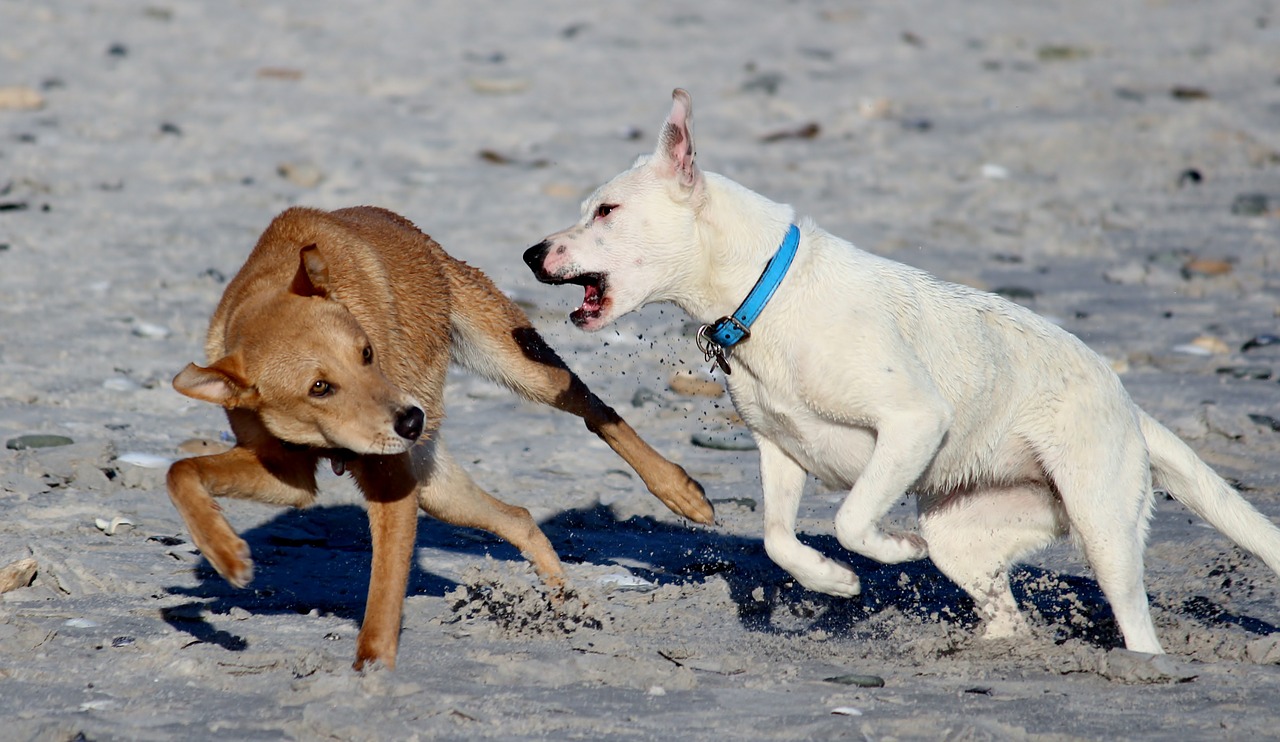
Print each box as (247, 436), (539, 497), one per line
(657, 88), (700, 190)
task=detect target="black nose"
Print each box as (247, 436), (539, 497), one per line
(523, 241), (550, 276)
(394, 406), (424, 441)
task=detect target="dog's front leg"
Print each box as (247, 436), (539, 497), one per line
(833, 405), (950, 564)
(351, 456), (419, 671)
(166, 444), (319, 587)
(759, 438), (860, 596)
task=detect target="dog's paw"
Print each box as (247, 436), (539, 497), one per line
(838, 526), (929, 564)
(198, 531), (254, 588)
(650, 468), (715, 525)
(791, 555), (861, 597)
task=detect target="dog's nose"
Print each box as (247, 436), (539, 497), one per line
(394, 406), (424, 441)
(523, 241), (550, 275)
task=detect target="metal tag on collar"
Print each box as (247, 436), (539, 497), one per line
(696, 324), (733, 375)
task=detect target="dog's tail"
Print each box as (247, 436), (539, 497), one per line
(1141, 411), (1280, 574)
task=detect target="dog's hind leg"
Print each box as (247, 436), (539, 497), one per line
(412, 439), (566, 589)
(759, 438), (861, 596)
(445, 261), (713, 524)
(166, 441), (320, 588)
(1045, 432), (1162, 653)
(919, 484), (1065, 639)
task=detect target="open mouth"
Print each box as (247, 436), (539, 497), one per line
(564, 272), (608, 328)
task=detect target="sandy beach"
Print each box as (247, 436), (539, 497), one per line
(2, 1), (1280, 738)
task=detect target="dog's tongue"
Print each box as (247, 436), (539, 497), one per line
(582, 282), (603, 312)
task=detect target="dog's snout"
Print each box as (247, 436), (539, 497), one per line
(523, 241), (551, 278)
(394, 406), (425, 441)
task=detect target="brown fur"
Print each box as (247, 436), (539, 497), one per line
(167, 206), (712, 670)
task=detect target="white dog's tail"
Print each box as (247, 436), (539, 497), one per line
(1141, 411), (1280, 574)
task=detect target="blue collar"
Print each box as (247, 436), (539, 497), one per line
(696, 223), (800, 374)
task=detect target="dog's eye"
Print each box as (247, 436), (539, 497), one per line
(362, 345), (373, 365)
(594, 203), (616, 220)
(310, 380), (333, 398)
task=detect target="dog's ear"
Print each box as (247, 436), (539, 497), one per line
(657, 88), (701, 190)
(172, 357), (259, 409)
(289, 244), (331, 298)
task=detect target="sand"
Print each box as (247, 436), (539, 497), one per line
(2, 1), (1280, 739)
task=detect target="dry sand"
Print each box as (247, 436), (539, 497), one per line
(3, 1), (1280, 739)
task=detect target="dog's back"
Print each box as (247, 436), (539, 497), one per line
(207, 206), (454, 407)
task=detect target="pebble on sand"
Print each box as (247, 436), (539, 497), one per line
(1181, 257), (1233, 278)
(0, 558), (38, 594)
(0, 86), (45, 110)
(277, 162), (324, 188)
(691, 430), (757, 451)
(824, 673), (886, 688)
(668, 371), (723, 398)
(6, 434), (74, 450)
(1173, 335), (1230, 356)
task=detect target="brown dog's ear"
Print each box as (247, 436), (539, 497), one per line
(657, 88), (700, 190)
(172, 357), (259, 409)
(290, 244), (331, 298)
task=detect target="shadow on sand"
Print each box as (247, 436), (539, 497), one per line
(162, 502), (1275, 654)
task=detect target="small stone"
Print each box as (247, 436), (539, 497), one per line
(110, 636), (136, 648)
(131, 322), (171, 339)
(1177, 168), (1203, 187)
(0, 86), (45, 111)
(1215, 366), (1272, 380)
(831, 707), (864, 716)
(1181, 258), (1233, 278)
(6, 434), (74, 450)
(760, 122), (821, 143)
(1103, 262), (1147, 285)
(256, 67), (304, 81)
(1248, 414), (1280, 432)
(228, 606), (251, 621)
(466, 77), (530, 95)
(691, 430), (757, 451)
(1037, 44), (1091, 61)
(668, 372), (723, 397)
(980, 163), (1009, 179)
(0, 558), (37, 594)
(824, 673), (885, 687)
(1170, 85), (1209, 101)
(1230, 193), (1269, 216)
(1173, 336), (1230, 356)
(277, 162), (324, 188)
(1241, 334), (1280, 352)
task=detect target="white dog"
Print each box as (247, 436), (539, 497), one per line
(524, 88), (1280, 653)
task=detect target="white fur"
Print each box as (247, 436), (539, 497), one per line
(528, 89), (1280, 653)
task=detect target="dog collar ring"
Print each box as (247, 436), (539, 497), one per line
(698, 223), (800, 374)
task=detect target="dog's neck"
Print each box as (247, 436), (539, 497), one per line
(677, 172), (798, 324)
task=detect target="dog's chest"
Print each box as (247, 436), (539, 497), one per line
(726, 367), (875, 490)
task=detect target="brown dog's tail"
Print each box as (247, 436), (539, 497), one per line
(440, 257), (714, 525)
(1141, 411), (1280, 575)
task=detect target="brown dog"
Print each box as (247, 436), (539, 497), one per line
(166, 206), (713, 670)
